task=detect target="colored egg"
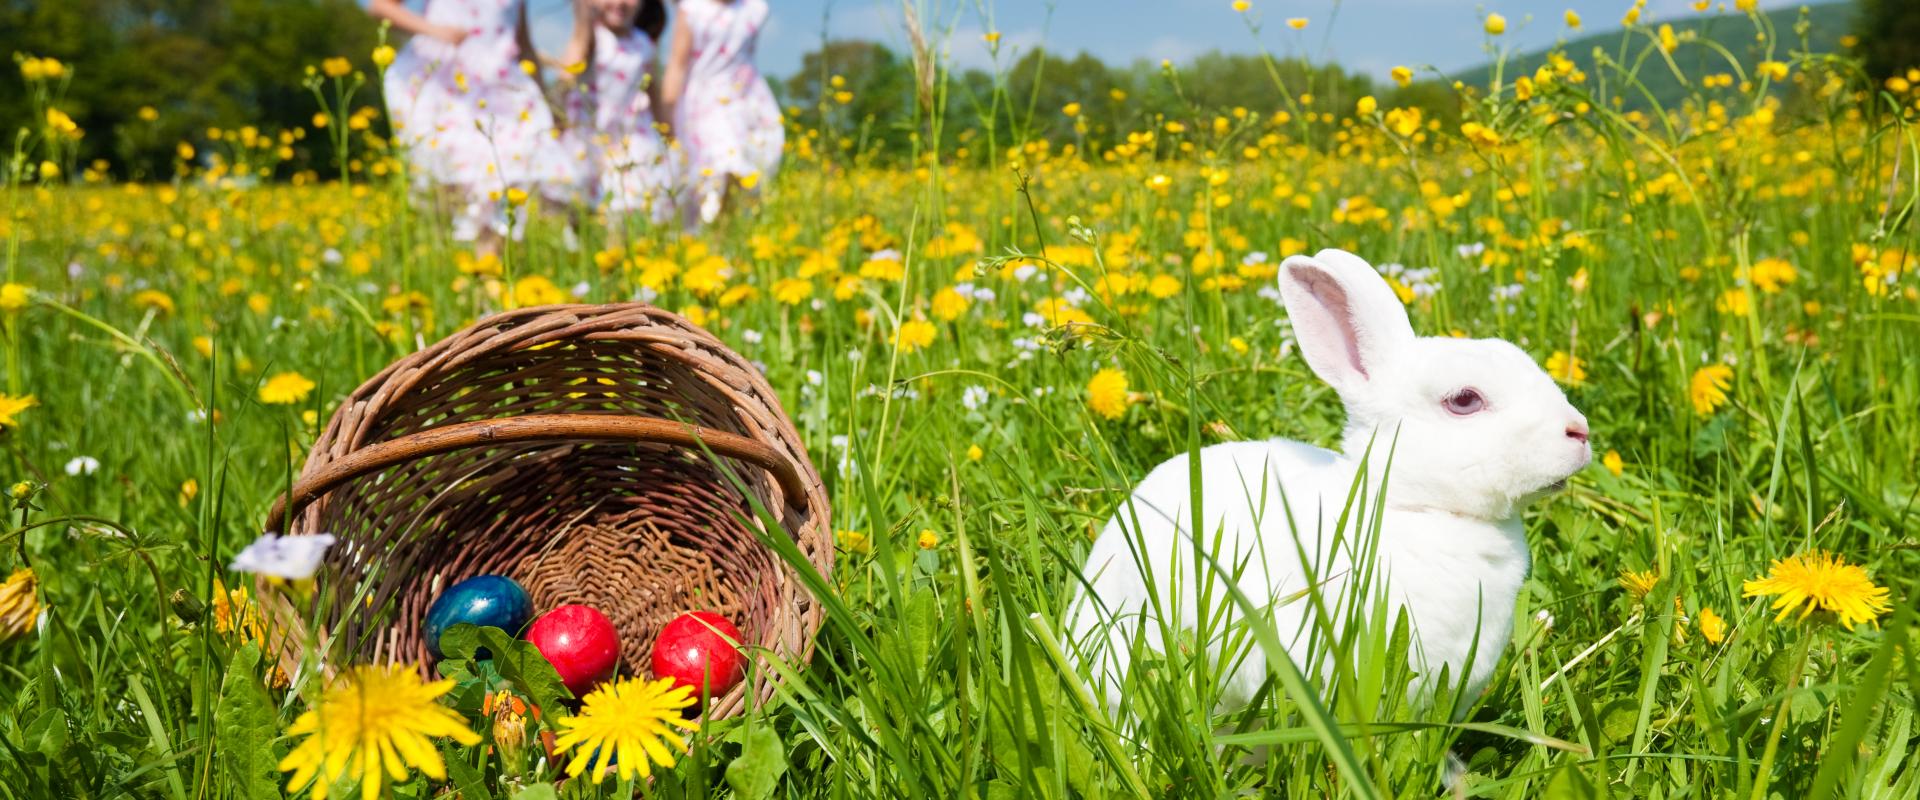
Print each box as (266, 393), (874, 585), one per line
(650, 611), (745, 697)
(526, 604), (621, 697)
(423, 575), (532, 658)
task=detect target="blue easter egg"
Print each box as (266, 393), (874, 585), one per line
(423, 575), (532, 658)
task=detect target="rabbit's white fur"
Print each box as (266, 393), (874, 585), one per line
(1065, 248), (1590, 715)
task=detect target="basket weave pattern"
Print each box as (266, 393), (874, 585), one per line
(265, 303), (830, 719)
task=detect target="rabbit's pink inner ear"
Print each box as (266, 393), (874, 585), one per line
(1282, 261), (1372, 392)
(1297, 269), (1368, 378)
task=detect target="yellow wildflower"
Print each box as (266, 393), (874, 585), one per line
(259, 372), (316, 405)
(279, 666), (481, 799)
(1087, 368), (1131, 420)
(1688, 364), (1733, 415)
(552, 677), (699, 783)
(1743, 551), (1891, 630)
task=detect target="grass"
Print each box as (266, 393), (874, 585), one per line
(3, 4), (1919, 799)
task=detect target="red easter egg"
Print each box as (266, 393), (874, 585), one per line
(650, 612), (745, 696)
(526, 604), (621, 697)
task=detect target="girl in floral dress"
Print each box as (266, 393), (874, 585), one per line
(371, 0), (581, 251)
(660, 0), (784, 227)
(559, 0), (682, 231)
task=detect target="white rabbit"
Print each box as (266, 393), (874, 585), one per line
(1065, 248), (1590, 717)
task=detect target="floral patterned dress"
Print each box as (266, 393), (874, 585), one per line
(562, 25), (681, 225)
(382, 0), (580, 240)
(672, 0), (784, 222)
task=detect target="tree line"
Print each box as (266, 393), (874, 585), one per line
(5, 1), (1914, 180)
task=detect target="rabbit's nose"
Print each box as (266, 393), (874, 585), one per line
(1565, 421), (1590, 443)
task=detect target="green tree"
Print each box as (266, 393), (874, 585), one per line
(1854, 0), (1920, 81)
(2, 0), (378, 179)
(783, 39), (917, 163)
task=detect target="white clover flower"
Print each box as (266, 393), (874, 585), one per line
(570, 281), (591, 298)
(229, 532), (337, 580)
(1012, 264), (1038, 282)
(961, 385), (990, 411)
(64, 456), (100, 476)
(1021, 312), (1046, 328)
(741, 328), (763, 344)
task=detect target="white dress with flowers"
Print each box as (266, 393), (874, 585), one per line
(673, 0), (784, 221)
(383, 0), (581, 240)
(562, 25), (681, 225)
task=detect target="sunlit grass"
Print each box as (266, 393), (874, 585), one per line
(2, 4), (1919, 798)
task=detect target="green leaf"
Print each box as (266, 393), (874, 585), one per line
(443, 740), (494, 800)
(438, 623), (481, 664)
(509, 782), (558, 800)
(440, 624), (572, 713)
(215, 644), (283, 799)
(1543, 760), (1601, 800)
(725, 720), (788, 800)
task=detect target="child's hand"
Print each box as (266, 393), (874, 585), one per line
(432, 24), (470, 46)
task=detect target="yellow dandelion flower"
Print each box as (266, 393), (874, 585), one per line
(1484, 13), (1506, 35)
(552, 677), (700, 784)
(1602, 449), (1624, 477)
(1544, 351), (1587, 386)
(838, 530), (870, 554)
(1232, 0), (1249, 12)
(1619, 568), (1659, 602)
(1391, 66), (1413, 87)
(0, 394), (35, 430)
(894, 318), (937, 353)
(1565, 9), (1581, 28)
(512, 275), (568, 307)
(278, 665), (481, 799)
(917, 529), (940, 549)
(1748, 257), (1797, 293)
(321, 57), (352, 78)
(371, 45), (396, 68)
(1688, 364), (1733, 416)
(1087, 368), (1131, 420)
(967, 444), (984, 461)
(1715, 289), (1751, 316)
(771, 277), (812, 306)
(1698, 607), (1728, 644)
(1286, 17), (1308, 30)
(260, 372), (316, 405)
(1744, 551), (1891, 629)
(0, 569), (41, 641)
(931, 287), (971, 321)
(132, 289), (176, 315)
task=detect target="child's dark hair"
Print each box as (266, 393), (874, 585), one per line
(636, 0), (667, 40)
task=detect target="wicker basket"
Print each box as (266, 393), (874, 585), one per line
(259, 302), (831, 719)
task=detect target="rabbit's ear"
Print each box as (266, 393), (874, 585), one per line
(1278, 249), (1415, 396)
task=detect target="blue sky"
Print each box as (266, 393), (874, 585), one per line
(506, 0), (1816, 82)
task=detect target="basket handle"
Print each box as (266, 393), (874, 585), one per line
(263, 414), (810, 529)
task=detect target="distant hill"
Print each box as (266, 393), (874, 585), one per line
(1450, 2), (1855, 111)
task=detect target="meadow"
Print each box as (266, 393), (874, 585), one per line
(3, 6), (1920, 799)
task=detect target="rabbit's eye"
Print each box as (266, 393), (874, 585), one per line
(1443, 388), (1486, 416)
